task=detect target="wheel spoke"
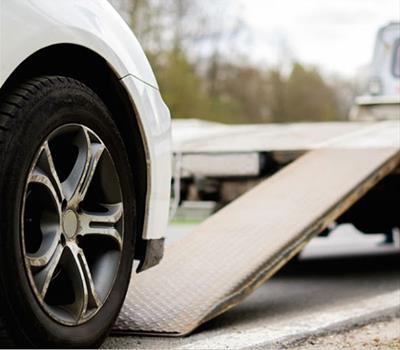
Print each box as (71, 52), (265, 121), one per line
(79, 203), (123, 250)
(37, 142), (65, 202)
(79, 142), (105, 201)
(28, 142), (65, 204)
(33, 243), (64, 298)
(64, 244), (102, 322)
(25, 166), (61, 267)
(62, 128), (105, 204)
(77, 249), (102, 311)
(28, 168), (62, 213)
(26, 227), (60, 267)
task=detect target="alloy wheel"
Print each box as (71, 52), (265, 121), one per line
(21, 124), (124, 325)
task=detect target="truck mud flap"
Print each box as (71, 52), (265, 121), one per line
(113, 147), (400, 336)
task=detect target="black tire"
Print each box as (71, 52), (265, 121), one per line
(0, 76), (136, 348)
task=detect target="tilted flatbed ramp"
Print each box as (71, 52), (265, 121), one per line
(114, 144), (399, 336)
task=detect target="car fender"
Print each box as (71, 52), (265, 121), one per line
(0, 0), (158, 88)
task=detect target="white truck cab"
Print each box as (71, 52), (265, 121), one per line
(350, 22), (400, 121)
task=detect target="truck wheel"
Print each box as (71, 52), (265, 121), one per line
(0, 76), (136, 348)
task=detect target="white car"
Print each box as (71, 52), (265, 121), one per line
(0, 0), (171, 347)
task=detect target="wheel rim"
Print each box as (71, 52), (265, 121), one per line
(21, 124), (124, 325)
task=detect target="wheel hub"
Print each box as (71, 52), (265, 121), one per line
(63, 210), (79, 239)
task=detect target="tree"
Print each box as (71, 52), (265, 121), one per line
(155, 50), (211, 120)
(285, 64), (340, 122)
(215, 63), (272, 123)
(118, 0), (346, 124)
(267, 69), (288, 122)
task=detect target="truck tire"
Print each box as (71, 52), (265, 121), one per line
(0, 76), (136, 348)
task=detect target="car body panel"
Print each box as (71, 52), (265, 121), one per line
(0, 0), (158, 87)
(121, 75), (172, 240)
(0, 0), (171, 241)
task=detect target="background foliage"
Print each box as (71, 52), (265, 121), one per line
(114, 0), (361, 123)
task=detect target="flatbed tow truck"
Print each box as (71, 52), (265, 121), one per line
(112, 22), (400, 336)
(113, 119), (399, 336)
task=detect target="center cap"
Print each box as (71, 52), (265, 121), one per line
(63, 210), (79, 238)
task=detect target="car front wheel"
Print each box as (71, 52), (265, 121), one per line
(0, 76), (136, 347)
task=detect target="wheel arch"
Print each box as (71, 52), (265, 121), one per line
(0, 43), (149, 262)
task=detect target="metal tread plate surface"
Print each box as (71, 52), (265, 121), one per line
(114, 146), (400, 336)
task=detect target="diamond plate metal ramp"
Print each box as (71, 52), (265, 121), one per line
(114, 147), (400, 336)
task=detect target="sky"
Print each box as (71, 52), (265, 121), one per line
(237, 0), (399, 77)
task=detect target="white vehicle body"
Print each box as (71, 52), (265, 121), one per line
(351, 22), (400, 121)
(0, 0), (171, 251)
